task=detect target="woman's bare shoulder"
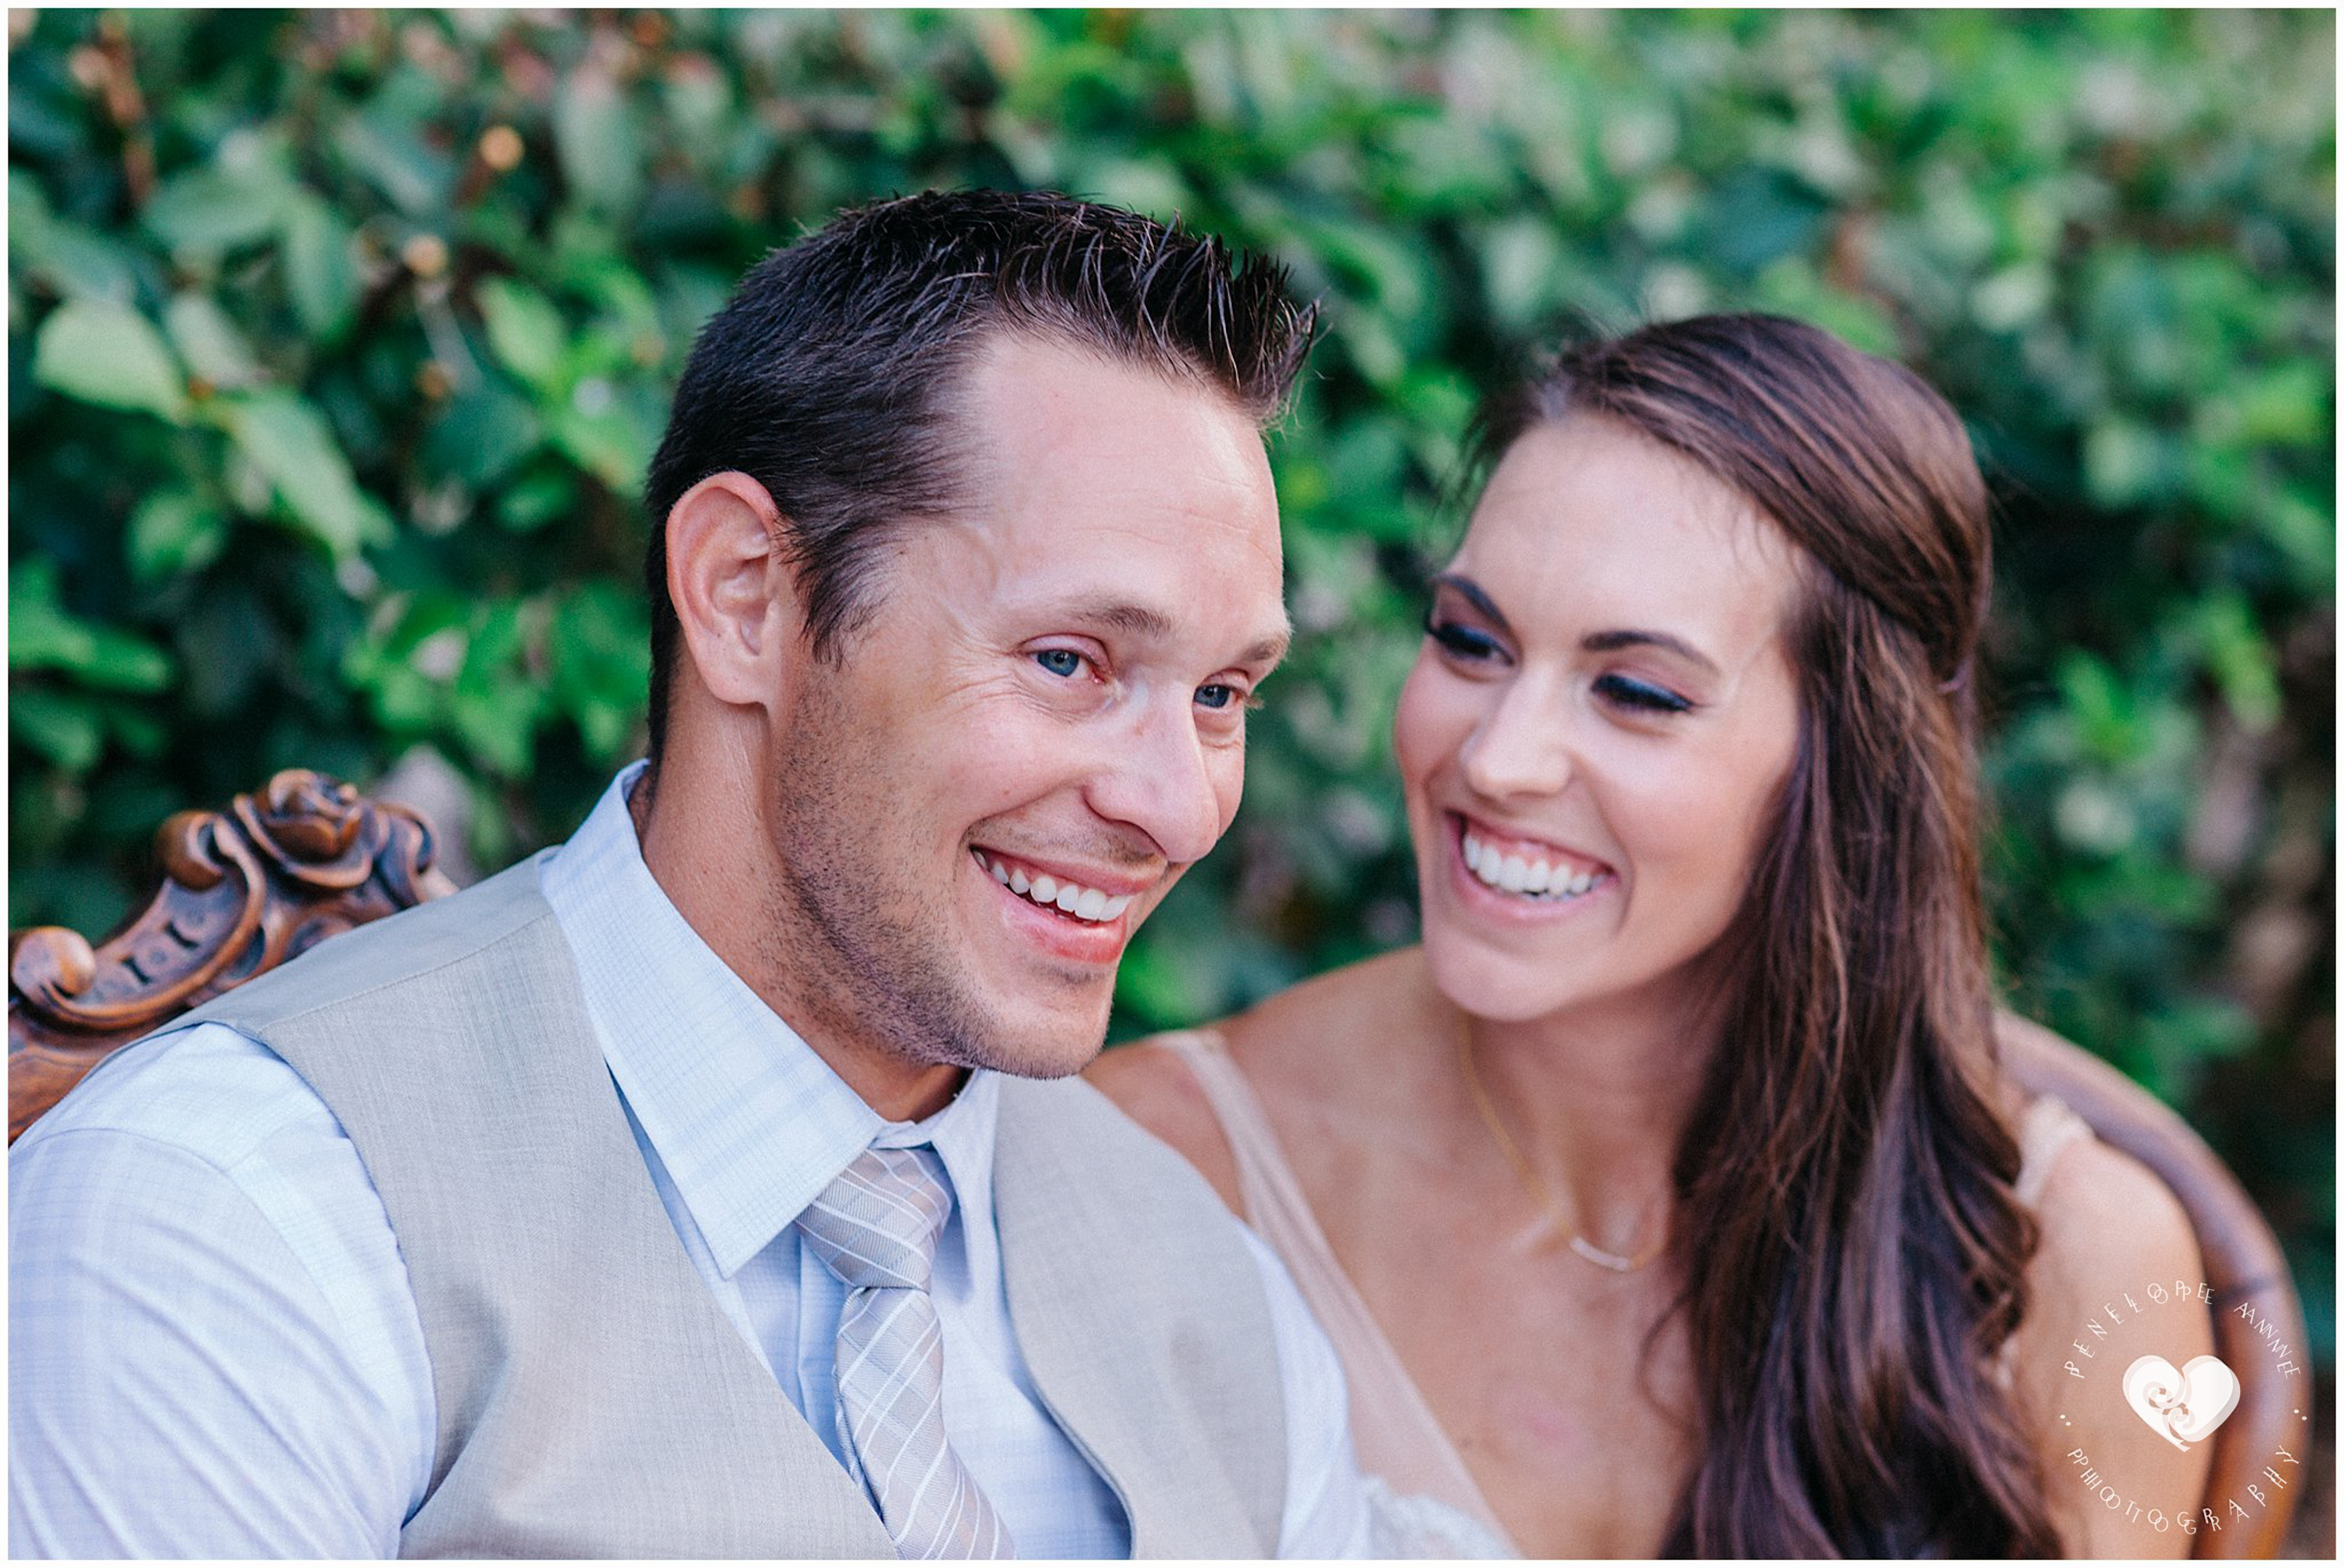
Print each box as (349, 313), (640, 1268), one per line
(2013, 1125), (2211, 1556)
(1084, 1032), (1247, 1216)
(1085, 948), (1433, 1214)
(2034, 1134), (2199, 1280)
(2003, 1084), (2202, 1330)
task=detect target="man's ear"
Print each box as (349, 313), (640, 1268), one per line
(663, 470), (803, 714)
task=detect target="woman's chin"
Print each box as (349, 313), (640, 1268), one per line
(1419, 933), (1581, 1024)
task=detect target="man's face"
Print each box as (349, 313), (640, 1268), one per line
(756, 333), (1288, 1081)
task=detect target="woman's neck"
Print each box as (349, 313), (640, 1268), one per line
(1452, 977), (1724, 1255)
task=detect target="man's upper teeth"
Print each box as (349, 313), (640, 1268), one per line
(982, 855), (1132, 922)
(1462, 832), (1599, 898)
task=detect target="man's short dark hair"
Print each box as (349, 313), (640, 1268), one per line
(639, 188), (1317, 765)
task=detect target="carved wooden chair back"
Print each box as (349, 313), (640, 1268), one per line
(2000, 1013), (2310, 1557)
(9, 770), (455, 1142)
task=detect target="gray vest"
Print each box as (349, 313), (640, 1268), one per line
(177, 855), (1287, 1559)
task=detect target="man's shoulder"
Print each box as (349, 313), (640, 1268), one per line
(993, 1070), (1264, 1267)
(15, 1021), (344, 1176)
(18, 852), (570, 1171)
(995, 1068), (1209, 1177)
(183, 851), (562, 1035)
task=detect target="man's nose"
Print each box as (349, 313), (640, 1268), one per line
(1457, 681), (1574, 802)
(1084, 698), (1230, 869)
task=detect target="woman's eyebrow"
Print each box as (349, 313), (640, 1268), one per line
(1427, 573), (1511, 635)
(1583, 628), (1722, 677)
(1431, 574), (1721, 676)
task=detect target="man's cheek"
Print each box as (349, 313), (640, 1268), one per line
(1209, 758), (1247, 842)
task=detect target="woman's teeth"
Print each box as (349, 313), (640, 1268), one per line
(977, 853), (1134, 924)
(1462, 832), (1603, 902)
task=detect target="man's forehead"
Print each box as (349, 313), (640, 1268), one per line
(909, 330), (1288, 662)
(950, 332), (1258, 465)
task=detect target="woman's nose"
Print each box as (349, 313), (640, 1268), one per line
(1457, 682), (1574, 801)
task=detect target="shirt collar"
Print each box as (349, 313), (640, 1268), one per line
(541, 762), (1001, 1279)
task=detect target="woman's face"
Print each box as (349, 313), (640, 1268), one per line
(1395, 415), (1806, 1025)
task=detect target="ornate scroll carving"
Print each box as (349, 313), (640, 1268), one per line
(9, 770), (458, 1142)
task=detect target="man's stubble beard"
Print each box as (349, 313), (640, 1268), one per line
(755, 683), (1107, 1082)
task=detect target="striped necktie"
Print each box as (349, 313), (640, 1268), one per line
(795, 1145), (1017, 1559)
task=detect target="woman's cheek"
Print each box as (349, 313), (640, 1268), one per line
(1393, 656), (1464, 788)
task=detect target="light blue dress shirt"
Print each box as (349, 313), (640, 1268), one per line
(11, 763), (1371, 1559)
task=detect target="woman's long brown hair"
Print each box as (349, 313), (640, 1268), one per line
(1475, 315), (2060, 1555)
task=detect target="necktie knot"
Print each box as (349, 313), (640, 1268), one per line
(795, 1145), (952, 1293)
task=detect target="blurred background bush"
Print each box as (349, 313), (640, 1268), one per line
(8, 9), (2331, 1541)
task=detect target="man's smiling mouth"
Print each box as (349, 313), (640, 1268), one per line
(973, 849), (1137, 924)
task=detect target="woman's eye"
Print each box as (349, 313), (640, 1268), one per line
(1594, 673), (1692, 715)
(1033, 648), (1086, 678)
(1425, 615), (1503, 663)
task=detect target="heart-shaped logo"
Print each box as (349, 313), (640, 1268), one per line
(2121, 1353), (2241, 1450)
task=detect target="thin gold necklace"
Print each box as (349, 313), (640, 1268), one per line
(1452, 1017), (1667, 1273)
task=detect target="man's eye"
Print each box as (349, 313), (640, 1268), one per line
(1033, 648), (1085, 678)
(1594, 673), (1693, 715)
(1195, 683), (1246, 711)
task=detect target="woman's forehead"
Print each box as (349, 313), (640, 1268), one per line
(1455, 418), (1805, 643)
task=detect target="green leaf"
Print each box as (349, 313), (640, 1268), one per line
(477, 277), (569, 391)
(127, 489), (230, 584)
(1113, 938), (1212, 1026)
(2054, 651), (2140, 765)
(9, 684), (105, 772)
(553, 66), (645, 216)
(30, 298), (189, 422)
(2081, 418), (2167, 509)
(2193, 593), (2282, 734)
(8, 560), (175, 691)
(425, 379), (543, 488)
(2229, 361), (2329, 448)
(164, 291), (264, 389)
(1751, 257), (1901, 356)
(548, 580), (649, 759)
(449, 675), (538, 777)
(141, 144), (297, 255)
(10, 170), (141, 302)
(9, 562), (93, 673)
(282, 195), (360, 342)
(106, 703), (168, 760)
(546, 379), (663, 495)
(224, 391), (395, 559)
(495, 469), (576, 533)
(334, 108), (456, 216)
(1480, 217), (1566, 334)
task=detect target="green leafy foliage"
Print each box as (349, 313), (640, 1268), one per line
(7, 10), (2333, 1388)
(30, 296), (187, 421)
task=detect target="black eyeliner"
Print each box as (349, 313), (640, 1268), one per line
(1595, 673), (1694, 713)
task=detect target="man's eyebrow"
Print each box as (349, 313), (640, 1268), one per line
(1062, 602), (1290, 668)
(1065, 601), (1176, 639)
(1239, 624), (1292, 669)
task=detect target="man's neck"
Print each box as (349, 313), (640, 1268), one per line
(629, 766), (969, 1124)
